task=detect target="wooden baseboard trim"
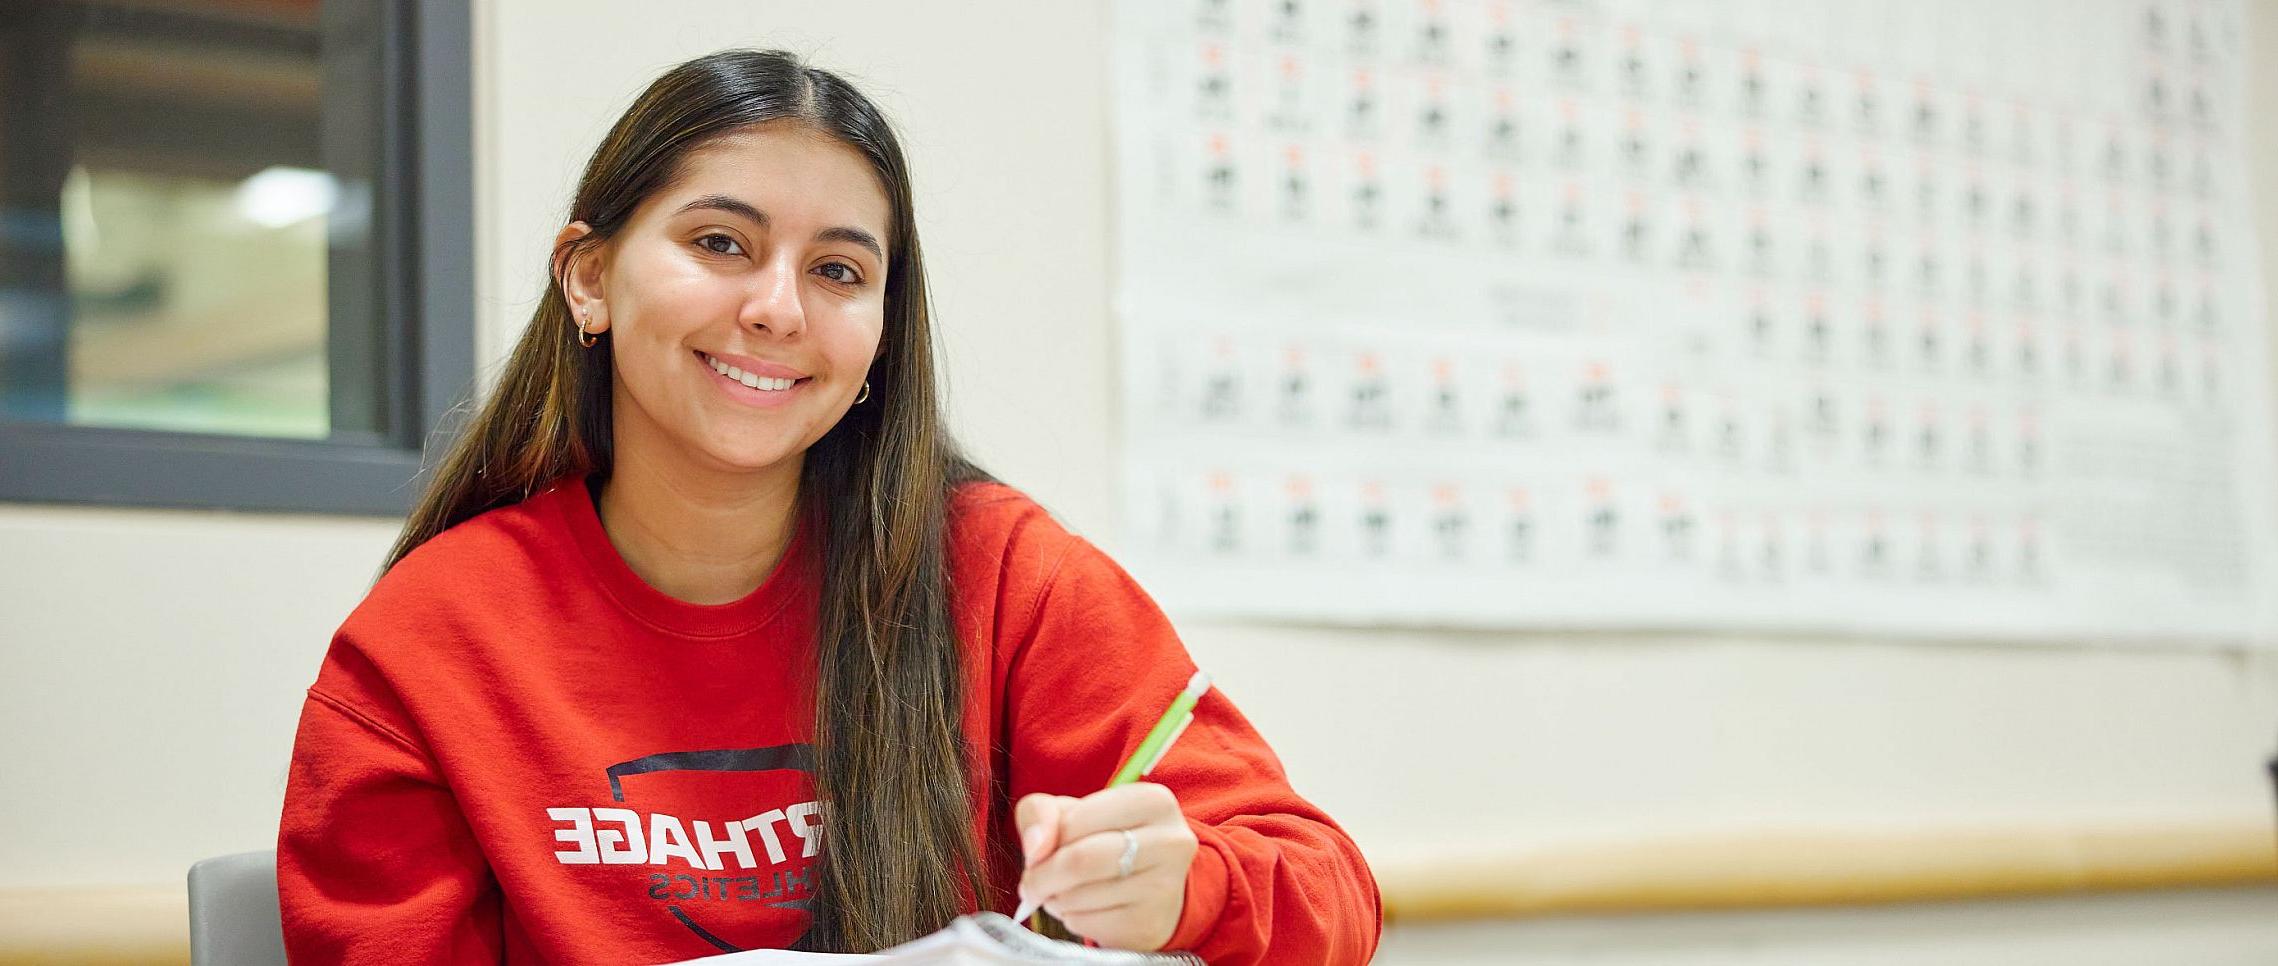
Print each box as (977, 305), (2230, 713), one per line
(0, 885), (188, 966)
(1375, 819), (2278, 923)
(5, 820), (2273, 956)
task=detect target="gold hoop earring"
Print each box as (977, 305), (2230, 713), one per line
(577, 311), (598, 348)
(855, 381), (871, 404)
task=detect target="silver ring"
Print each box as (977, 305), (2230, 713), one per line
(1115, 828), (1139, 879)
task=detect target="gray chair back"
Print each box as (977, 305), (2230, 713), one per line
(187, 850), (287, 966)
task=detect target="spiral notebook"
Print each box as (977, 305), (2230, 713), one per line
(663, 912), (1203, 965)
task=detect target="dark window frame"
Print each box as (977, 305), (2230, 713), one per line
(0, 0), (473, 517)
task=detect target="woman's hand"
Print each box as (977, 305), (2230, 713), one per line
(1013, 783), (1199, 950)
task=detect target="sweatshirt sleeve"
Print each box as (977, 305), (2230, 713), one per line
(999, 535), (1382, 966)
(277, 677), (504, 964)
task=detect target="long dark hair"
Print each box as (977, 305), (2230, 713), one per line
(383, 49), (991, 952)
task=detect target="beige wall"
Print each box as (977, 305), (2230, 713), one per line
(5, 0), (2278, 961)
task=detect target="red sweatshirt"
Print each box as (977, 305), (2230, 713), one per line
(278, 476), (1379, 964)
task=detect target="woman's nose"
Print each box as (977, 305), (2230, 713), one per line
(740, 257), (807, 337)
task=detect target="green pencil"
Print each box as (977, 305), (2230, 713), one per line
(1016, 669), (1212, 928)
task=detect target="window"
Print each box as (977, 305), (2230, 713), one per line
(0, 0), (471, 515)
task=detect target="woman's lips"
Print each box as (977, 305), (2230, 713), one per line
(697, 350), (809, 409)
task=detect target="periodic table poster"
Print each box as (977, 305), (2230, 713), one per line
(1110, 0), (2278, 643)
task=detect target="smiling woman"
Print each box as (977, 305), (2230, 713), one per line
(274, 48), (1379, 965)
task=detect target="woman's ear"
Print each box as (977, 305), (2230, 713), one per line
(553, 221), (610, 335)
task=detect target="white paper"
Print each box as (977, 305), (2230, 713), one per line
(1111, 0), (2277, 644)
(666, 952), (880, 965)
(662, 913), (1196, 964)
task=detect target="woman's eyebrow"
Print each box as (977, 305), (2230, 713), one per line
(675, 193), (885, 262)
(814, 226), (885, 264)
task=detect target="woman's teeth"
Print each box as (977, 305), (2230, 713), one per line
(705, 354), (798, 391)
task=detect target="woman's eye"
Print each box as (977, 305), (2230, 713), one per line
(696, 233), (743, 256)
(815, 261), (863, 285)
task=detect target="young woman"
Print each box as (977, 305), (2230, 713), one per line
(277, 49), (1379, 964)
